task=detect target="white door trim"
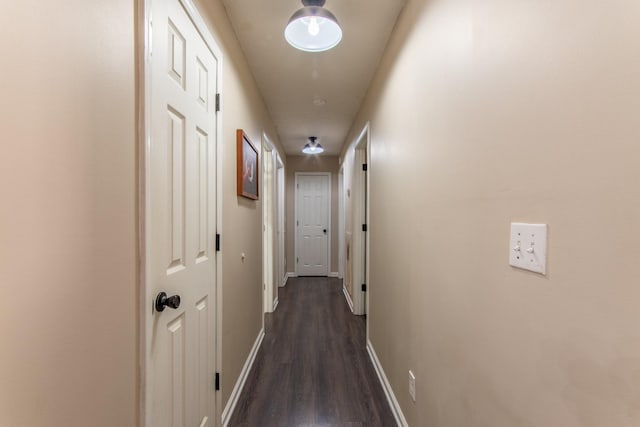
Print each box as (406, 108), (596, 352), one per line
(351, 122), (370, 317)
(262, 134), (275, 316)
(139, 0), (224, 424)
(294, 172), (331, 276)
(276, 158), (286, 287)
(338, 167), (345, 280)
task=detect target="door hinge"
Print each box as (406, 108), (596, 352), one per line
(296, 257), (299, 264)
(215, 93), (221, 112)
(362, 283), (367, 292)
(362, 224), (368, 232)
(296, 220), (299, 226)
(216, 233), (221, 252)
(215, 372), (220, 391)
(362, 163), (368, 171)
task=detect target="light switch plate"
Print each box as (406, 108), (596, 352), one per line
(509, 223), (547, 274)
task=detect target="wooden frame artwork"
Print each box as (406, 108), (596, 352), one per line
(237, 129), (259, 200)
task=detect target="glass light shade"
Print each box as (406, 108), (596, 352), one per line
(284, 6), (342, 52)
(302, 143), (325, 154)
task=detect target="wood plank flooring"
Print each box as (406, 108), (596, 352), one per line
(228, 277), (396, 427)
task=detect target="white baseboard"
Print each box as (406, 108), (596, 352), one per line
(343, 285), (354, 313)
(221, 328), (265, 426)
(284, 272), (297, 287)
(272, 298), (279, 311)
(366, 340), (408, 427)
(279, 273), (288, 287)
(328, 271), (339, 278)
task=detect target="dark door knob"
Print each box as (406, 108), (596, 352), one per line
(323, 229), (327, 234)
(155, 292), (181, 312)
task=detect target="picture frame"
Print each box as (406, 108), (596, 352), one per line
(236, 129), (259, 200)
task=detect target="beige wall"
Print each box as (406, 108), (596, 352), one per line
(0, 0), (137, 426)
(0, 0), (284, 424)
(343, 0), (640, 425)
(286, 155), (340, 275)
(192, 0), (285, 412)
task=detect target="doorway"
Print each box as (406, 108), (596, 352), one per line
(295, 172), (331, 276)
(262, 134), (285, 313)
(276, 158), (286, 287)
(338, 167), (345, 281)
(352, 123), (370, 316)
(262, 135), (277, 313)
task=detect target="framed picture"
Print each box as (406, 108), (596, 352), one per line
(237, 129), (259, 200)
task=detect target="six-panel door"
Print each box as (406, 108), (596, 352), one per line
(147, 0), (218, 425)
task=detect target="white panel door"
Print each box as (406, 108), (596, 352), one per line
(146, 0), (217, 425)
(262, 147), (274, 313)
(276, 161), (286, 286)
(296, 173), (330, 276)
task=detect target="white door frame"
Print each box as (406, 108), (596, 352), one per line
(352, 122), (370, 317)
(276, 158), (286, 287)
(262, 134), (277, 314)
(338, 167), (345, 280)
(139, 0), (224, 424)
(294, 172), (331, 276)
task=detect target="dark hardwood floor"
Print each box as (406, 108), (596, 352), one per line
(228, 277), (396, 427)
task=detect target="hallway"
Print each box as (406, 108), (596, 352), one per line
(4, 0), (640, 425)
(229, 277), (395, 426)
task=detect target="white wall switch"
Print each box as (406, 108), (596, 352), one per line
(509, 223), (547, 274)
(409, 370), (416, 402)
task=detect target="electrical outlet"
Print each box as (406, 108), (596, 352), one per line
(408, 370), (416, 402)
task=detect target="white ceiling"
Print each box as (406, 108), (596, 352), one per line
(221, 0), (406, 156)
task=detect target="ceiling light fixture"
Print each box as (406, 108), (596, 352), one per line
(302, 136), (325, 154)
(284, 0), (342, 53)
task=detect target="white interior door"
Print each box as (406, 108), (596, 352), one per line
(352, 124), (370, 316)
(276, 159), (286, 286)
(296, 173), (330, 276)
(338, 168), (345, 280)
(145, 0), (218, 425)
(262, 144), (274, 313)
